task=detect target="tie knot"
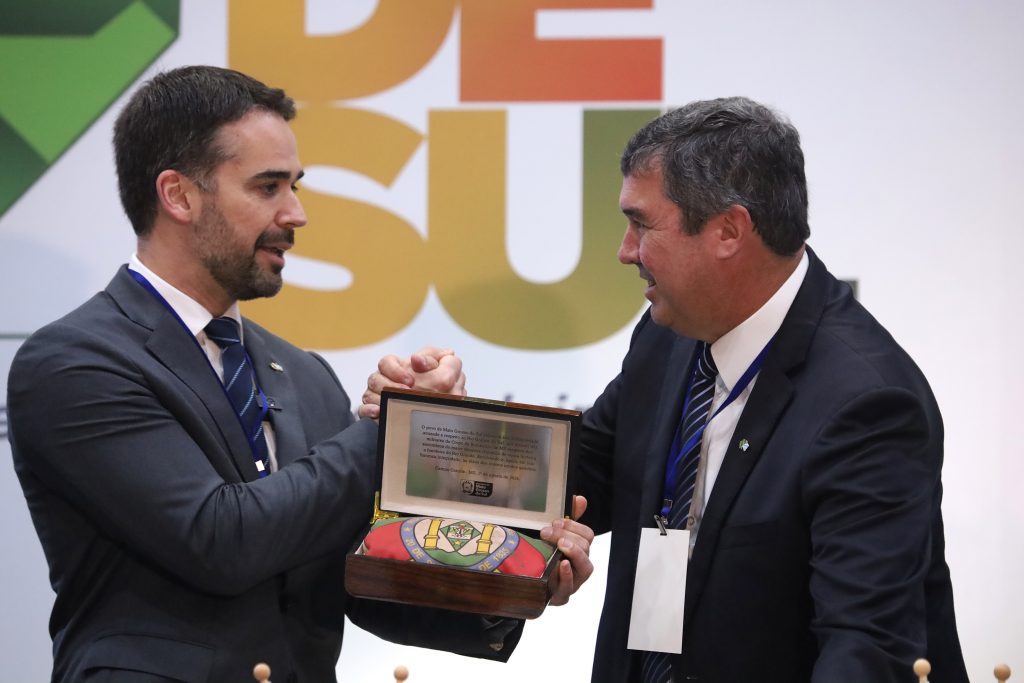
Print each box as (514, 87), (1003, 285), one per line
(204, 317), (241, 349)
(696, 342), (718, 381)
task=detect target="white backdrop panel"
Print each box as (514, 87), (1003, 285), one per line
(1, 1), (1021, 681)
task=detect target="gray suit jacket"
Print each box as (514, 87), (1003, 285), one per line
(578, 250), (967, 682)
(8, 267), (518, 683)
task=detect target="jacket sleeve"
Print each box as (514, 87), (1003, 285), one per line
(804, 386), (934, 682)
(347, 599), (525, 662)
(577, 310), (654, 536)
(8, 321), (378, 596)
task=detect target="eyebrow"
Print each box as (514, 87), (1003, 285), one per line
(251, 169), (305, 183)
(621, 206), (646, 221)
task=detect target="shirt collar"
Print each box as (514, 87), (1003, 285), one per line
(710, 250), (809, 391)
(128, 254), (243, 339)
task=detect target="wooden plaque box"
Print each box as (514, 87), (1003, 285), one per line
(345, 388), (580, 620)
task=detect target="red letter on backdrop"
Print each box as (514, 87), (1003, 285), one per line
(460, 0), (661, 102)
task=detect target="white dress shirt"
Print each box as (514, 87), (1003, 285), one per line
(687, 251), (809, 543)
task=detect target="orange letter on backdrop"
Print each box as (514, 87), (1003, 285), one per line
(230, 1), (659, 349)
(230, 0), (456, 101)
(460, 0), (661, 102)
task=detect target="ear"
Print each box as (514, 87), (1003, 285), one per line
(155, 169), (201, 224)
(708, 204), (753, 259)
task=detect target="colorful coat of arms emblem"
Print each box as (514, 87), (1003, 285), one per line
(360, 517), (554, 577)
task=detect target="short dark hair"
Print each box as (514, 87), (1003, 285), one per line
(113, 65), (296, 236)
(621, 96), (809, 256)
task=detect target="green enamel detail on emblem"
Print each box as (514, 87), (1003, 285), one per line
(441, 521), (480, 551)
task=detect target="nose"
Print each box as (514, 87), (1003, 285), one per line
(280, 190), (307, 230)
(617, 225), (638, 265)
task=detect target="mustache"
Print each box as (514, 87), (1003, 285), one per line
(255, 229), (295, 249)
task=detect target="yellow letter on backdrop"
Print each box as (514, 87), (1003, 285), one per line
(241, 107), (429, 348)
(230, 0), (457, 101)
(427, 109), (655, 349)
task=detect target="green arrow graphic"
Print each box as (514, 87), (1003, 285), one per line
(0, 0), (179, 216)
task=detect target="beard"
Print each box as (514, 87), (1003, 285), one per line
(194, 200), (292, 302)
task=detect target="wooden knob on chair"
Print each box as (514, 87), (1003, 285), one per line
(994, 663), (1011, 682)
(394, 665), (409, 682)
(913, 659), (931, 683)
(253, 663), (271, 683)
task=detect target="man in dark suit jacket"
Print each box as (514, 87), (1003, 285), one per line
(573, 98), (968, 682)
(364, 97), (971, 682)
(7, 65), (592, 683)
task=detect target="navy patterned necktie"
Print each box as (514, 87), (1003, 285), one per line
(668, 341), (718, 528)
(204, 317), (271, 477)
(641, 341), (718, 683)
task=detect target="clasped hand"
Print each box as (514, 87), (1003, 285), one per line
(358, 346), (466, 420)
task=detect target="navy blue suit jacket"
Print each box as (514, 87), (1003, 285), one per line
(578, 250), (966, 682)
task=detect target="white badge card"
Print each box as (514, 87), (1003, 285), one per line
(626, 528), (689, 653)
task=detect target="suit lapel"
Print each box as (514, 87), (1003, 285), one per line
(106, 267), (260, 482)
(244, 328), (307, 469)
(683, 364), (794, 625)
(683, 249), (831, 627)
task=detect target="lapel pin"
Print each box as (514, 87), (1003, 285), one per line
(738, 438), (750, 452)
(269, 361), (284, 373)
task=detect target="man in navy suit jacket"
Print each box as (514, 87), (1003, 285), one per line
(7, 65), (593, 683)
(573, 98), (968, 682)
(363, 96), (971, 682)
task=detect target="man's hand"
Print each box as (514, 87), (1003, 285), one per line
(541, 495), (595, 606)
(357, 346), (466, 420)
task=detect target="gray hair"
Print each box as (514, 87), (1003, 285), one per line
(621, 97), (809, 256)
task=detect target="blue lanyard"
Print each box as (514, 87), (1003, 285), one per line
(659, 338), (773, 519)
(129, 269), (271, 474)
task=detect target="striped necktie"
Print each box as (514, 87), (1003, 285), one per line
(204, 317), (271, 477)
(641, 341), (718, 683)
(668, 341), (718, 528)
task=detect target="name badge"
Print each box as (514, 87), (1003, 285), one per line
(626, 527), (688, 653)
